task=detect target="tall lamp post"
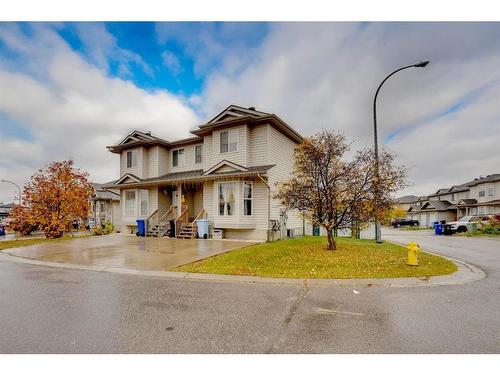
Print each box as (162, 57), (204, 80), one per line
(373, 60), (429, 243)
(1, 179), (22, 205)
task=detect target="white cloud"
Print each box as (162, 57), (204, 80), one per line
(0, 23), (199, 203)
(196, 22), (500, 196)
(73, 22), (154, 77)
(161, 50), (182, 75)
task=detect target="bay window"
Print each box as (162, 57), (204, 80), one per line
(140, 189), (148, 216)
(243, 181), (252, 216)
(218, 182), (236, 216)
(124, 190), (136, 217)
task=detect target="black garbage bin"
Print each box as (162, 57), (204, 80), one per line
(168, 219), (176, 238)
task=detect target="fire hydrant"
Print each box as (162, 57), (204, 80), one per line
(407, 242), (420, 266)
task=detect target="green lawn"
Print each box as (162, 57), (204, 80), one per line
(0, 234), (92, 251)
(175, 236), (457, 279)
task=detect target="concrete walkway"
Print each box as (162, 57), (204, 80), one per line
(5, 234), (257, 271)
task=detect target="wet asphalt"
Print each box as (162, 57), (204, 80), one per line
(0, 229), (499, 353)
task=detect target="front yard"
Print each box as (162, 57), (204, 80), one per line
(175, 236), (457, 279)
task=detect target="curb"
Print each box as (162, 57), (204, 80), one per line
(0, 248), (485, 287)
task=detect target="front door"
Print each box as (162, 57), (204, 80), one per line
(172, 189), (180, 211)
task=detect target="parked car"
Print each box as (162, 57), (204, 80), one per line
(443, 215), (492, 234)
(391, 218), (419, 228)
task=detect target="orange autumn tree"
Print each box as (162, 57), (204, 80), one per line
(12, 161), (94, 238)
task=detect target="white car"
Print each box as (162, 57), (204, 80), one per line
(445, 215), (491, 233)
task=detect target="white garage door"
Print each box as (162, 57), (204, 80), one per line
(429, 213), (438, 226)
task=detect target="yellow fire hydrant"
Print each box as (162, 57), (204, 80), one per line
(407, 242), (420, 266)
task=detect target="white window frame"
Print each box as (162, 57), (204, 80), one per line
(243, 181), (253, 216)
(126, 149), (138, 169)
(219, 129), (238, 154)
(479, 189), (485, 197)
(172, 148), (185, 167)
(124, 190), (136, 217)
(139, 189), (149, 217)
(194, 144), (203, 164)
(216, 181), (238, 217)
(487, 186), (495, 197)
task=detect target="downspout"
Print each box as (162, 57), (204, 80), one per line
(257, 173), (271, 241)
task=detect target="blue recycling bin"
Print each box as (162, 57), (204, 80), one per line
(196, 219), (210, 239)
(0, 224), (5, 236)
(434, 223), (443, 235)
(136, 219), (145, 237)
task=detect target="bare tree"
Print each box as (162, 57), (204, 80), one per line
(274, 130), (406, 250)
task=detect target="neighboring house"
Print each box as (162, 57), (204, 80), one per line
(406, 174), (500, 226)
(394, 195), (419, 211)
(103, 105), (305, 241)
(0, 202), (15, 222)
(90, 183), (121, 230)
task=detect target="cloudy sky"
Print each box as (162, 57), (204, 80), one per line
(1, 22), (499, 202)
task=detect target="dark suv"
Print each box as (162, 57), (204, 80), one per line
(391, 218), (419, 228)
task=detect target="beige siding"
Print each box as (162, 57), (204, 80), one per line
(210, 124), (248, 168)
(158, 146), (169, 176)
(112, 201), (121, 229)
(248, 124), (269, 166)
(120, 147), (145, 178)
(203, 134), (213, 171)
(266, 125), (302, 231)
(146, 146), (158, 178)
(194, 189), (204, 215)
(169, 142), (204, 173)
(203, 181), (214, 221)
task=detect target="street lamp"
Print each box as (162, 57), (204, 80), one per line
(1, 179), (22, 205)
(373, 60), (429, 243)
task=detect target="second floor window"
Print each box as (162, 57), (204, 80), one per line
(479, 190), (485, 197)
(220, 129), (238, 153)
(126, 150), (138, 168)
(172, 149), (185, 167)
(488, 187), (495, 196)
(195, 145), (203, 164)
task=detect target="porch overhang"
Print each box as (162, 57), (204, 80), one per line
(102, 165), (275, 189)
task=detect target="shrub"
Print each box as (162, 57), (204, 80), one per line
(94, 220), (114, 236)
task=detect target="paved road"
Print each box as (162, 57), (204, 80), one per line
(0, 230), (499, 353)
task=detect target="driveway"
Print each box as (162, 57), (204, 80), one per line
(6, 234), (256, 271)
(0, 230), (499, 353)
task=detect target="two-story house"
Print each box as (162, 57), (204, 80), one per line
(405, 174), (500, 226)
(103, 105), (304, 241)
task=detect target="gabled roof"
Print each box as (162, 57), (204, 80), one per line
(115, 173), (142, 185)
(203, 160), (248, 175)
(456, 199), (478, 205)
(420, 200), (453, 211)
(92, 183), (120, 201)
(192, 105), (303, 143)
(395, 195), (420, 204)
(206, 105), (271, 124)
(107, 130), (172, 153)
